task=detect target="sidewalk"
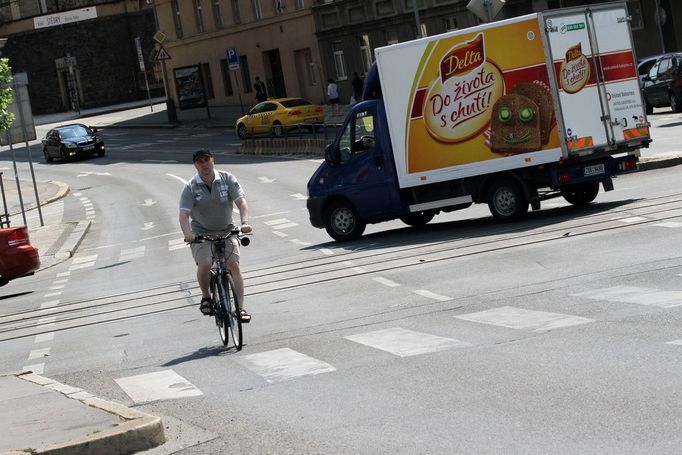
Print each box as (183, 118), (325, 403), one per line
(0, 372), (164, 455)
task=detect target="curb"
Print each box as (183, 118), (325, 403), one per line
(638, 155), (682, 171)
(8, 180), (70, 217)
(5, 372), (165, 455)
(54, 220), (92, 261)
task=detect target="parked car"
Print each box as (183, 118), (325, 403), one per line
(236, 98), (325, 139)
(641, 52), (682, 114)
(0, 226), (40, 286)
(637, 54), (663, 88)
(42, 123), (105, 162)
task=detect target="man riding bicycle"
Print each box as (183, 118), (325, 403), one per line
(179, 149), (252, 322)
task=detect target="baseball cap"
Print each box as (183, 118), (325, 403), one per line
(192, 149), (213, 162)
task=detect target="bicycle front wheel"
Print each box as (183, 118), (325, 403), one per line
(217, 272), (243, 350)
(211, 273), (229, 346)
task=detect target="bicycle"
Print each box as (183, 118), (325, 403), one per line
(191, 230), (250, 350)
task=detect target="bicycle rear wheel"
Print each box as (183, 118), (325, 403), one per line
(210, 273), (229, 346)
(217, 272), (243, 350)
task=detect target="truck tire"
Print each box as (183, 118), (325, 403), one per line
(487, 178), (528, 221)
(561, 181), (599, 206)
(400, 211), (435, 227)
(324, 201), (366, 241)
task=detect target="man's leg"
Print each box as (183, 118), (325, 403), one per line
(197, 258), (212, 297)
(227, 260), (250, 321)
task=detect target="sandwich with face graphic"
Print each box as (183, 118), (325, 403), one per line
(490, 93), (541, 154)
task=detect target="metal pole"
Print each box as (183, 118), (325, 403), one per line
(14, 78), (43, 226)
(150, 0), (177, 122)
(655, 0), (666, 54)
(486, 0), (493, 22)
(7, 131), (27, 227)
(412, 0), (422, 38)
(233, 70), (244, 115)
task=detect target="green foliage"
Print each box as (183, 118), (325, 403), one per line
(0, 58), (15, 130)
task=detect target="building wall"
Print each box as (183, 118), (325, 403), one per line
(0, 1), (158, 115)
(155, 0), (325, 108)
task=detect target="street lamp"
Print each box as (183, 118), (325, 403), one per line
(147, 0), (177, 122)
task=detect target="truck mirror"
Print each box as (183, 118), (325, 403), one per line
(324, 144), (340, 166)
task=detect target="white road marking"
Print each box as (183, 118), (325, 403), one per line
(72, 254), (98, 264)
(40, 300), (59, 309)
(290, 193), (307, 200)
(82, 202), (93, 207)
(618, 216), (648, 223)
(272, 231), (288, 238)
(168, 238), (188, 251)
(456, 306), (594, 332)
(653, 221), (682, 228)
(264, 218), (291, 226)
(253, 211), (289, 219)
(413, 290), (452, 302)
(572, 286), (682, 308)
(35, 332), (54, 343)
(69, 262), (95, 271)
(271, 222), (298, 229)
(22, 363), (44, 374)
(166, 173), (188, 184)
(37, 317), (56, 327)
(28, 347), (51, 360)
(141, 222), (155, 231)
(141, 199), (157, 207)
(237, 348), (336, 384)
(373, 277), (400, 287)
(73, 192), (82, 197)
(52, 279), (68, 284)
(258, 176), (275, 183)
(115, 369), (203, 404)
(665, 339), (682, 345)
(44, 292), (62, 298)
(345, 327), (472, 357)
(320, 248), (334, 256)
(291, 239), (312, 246)
(56, 272), (70, 277)
(120, 246), (146, 261)
(49, 285), (65, 290)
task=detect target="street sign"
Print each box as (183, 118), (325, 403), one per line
(155, 46), (171, 61)
(153, 30), (166, 44)
(226, 47), (239, 70)
(134, 37), (146, 71)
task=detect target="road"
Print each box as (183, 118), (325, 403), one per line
(1, 123), (682, 454)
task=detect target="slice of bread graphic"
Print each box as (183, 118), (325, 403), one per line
(511, 82), (554, 145)
(490, 93), (541, 154)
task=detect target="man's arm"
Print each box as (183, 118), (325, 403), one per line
(179, 210), (195, 242)
(235, 197), (252, 233)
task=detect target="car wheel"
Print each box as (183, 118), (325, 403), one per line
(272, 121), (284, 137)
(323, 200), (366, 242)
(237, 123), (248, 139)
(487, 178), (528, 221)
(671, 93), (681, 113)
(43, 148), (53, 163)
(60, 148), (68, 162)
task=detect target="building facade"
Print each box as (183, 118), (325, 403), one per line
(0, 0), (159, 115)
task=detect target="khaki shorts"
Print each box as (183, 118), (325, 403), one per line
(190, 236), (240, 264)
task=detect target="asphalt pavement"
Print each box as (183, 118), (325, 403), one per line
(0, 98), (680, 454)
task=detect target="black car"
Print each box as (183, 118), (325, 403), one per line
(641, 52), (682, 114)
(42, 123), (105, 162)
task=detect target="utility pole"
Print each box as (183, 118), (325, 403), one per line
(411, 0), (422, 38)
(148, 0), (177, 123)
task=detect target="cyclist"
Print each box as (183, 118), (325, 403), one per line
(179, 149), (252, 322)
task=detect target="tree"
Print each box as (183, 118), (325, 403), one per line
(0, 58), (14, 131)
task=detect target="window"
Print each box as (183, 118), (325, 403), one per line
(240, 55), (252, 92)
(386, 30), (399, 45)
(213, 0), (224, 28)
(252, 0), (263, 19)
(194, 0), (205, 33)
(295, 0), (304, 10)
(332, 41), (347, 80)
(172, 0), (183, 38)
(358, 35), (372, 75)
(337, 110), (376, 163)
(626, 0), (643, 30)
(202, 62), (214, 99)
(231, 0), (241, 23)
(443, 17), (458, 31)
(220, 59), (234, 96)
(419, 23), (427, 38)
(274, 0), (284, 15)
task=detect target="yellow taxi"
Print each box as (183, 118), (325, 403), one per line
(236, 97), (325, 139)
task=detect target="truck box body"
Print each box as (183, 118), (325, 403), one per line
(307, 2), (649, 241)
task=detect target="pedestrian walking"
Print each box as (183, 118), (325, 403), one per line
(327, 78), (340, 116)
(254, 76), (268, 103)
(351, 72), (364, 104)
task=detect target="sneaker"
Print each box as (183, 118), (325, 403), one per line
(199, 297), (214, 316)
(239, 308), (251, 323)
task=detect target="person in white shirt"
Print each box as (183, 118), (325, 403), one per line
(327, 78), (340, 116)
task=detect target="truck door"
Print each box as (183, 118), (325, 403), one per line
(338, 107), (400, 218)
(543, 4), (647, 156)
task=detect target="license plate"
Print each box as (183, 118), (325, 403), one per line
(583, 163), (605, 177)
(82, 145), (95, 151)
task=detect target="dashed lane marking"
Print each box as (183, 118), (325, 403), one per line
(572, 286), (682, 308)
(345, 327), (472, 357)
(28, 347), (51, 360)
(373, 277), (400, 287)
(237, 348), (336, 384)
(455, 306), (594, 332)
(413, 290), (452, 302)
(665, 340), (682, 345)
(653, 221), (682, 228)
(115, 369), (203, 405)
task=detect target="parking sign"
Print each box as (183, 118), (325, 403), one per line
(226, 48), (239, 70)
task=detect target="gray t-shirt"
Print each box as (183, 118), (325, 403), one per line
(179, 170), (246, 234)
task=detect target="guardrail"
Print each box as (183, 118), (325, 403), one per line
(238, 121), (340, 156)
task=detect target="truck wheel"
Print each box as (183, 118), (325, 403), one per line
(324, 201), (366, 241)
(400, 211), (435, 227)
(487, 178), (528, 221)
(671, 93), (681, 113)
(561, 181), (599, 206)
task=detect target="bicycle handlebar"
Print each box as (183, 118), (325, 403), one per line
(189, 230), (251, 246)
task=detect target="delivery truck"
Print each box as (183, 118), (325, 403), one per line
(307, 2), (650, 241)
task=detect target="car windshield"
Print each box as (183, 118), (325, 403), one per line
(280, 99), (312, 108)
(59, 125), (90, 138)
